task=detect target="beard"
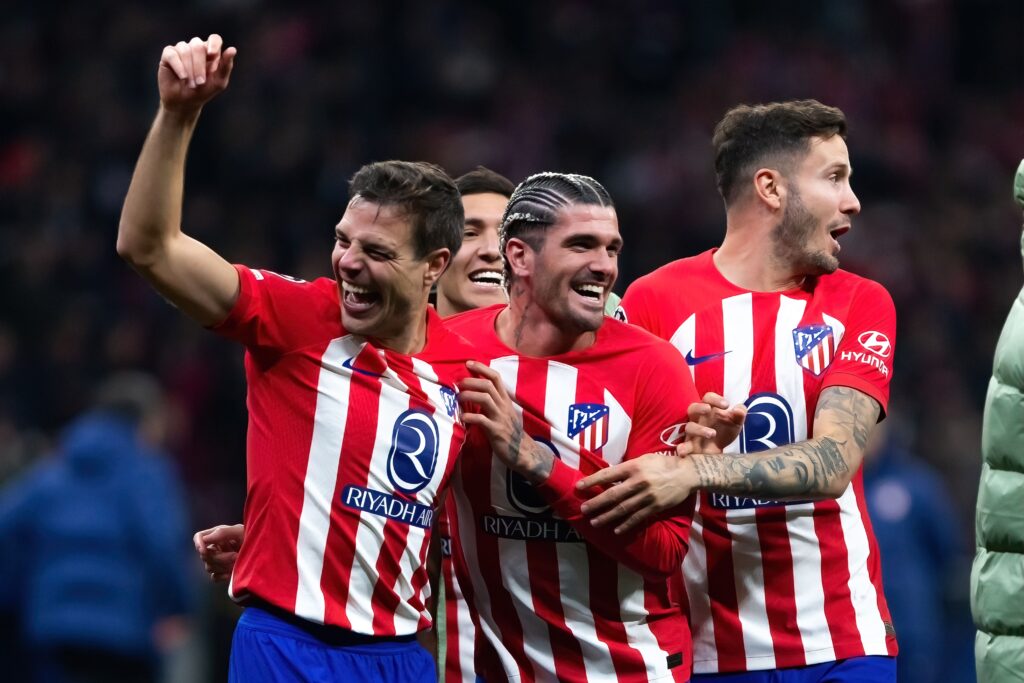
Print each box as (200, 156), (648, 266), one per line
(771, 188), (840, 277)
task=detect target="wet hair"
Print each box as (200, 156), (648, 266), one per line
(348, 161), (464, 258)
(498, 172), (614, 287)
(713, 99), (847, 205)
(455, 167), (516, 199)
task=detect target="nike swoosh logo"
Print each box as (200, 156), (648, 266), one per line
(342, 357), (384, 378)
(684, 349), (731, 366)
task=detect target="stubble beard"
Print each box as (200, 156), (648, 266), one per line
(771, 189), (839, 277)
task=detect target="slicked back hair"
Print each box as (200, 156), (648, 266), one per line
(713, 99), (847, 206)
(499, 172), (614, 288)
(349, 160), (464, 259)
(456, 166), (516, 199)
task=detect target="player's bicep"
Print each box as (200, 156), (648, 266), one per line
(811, 385), (880, 470)
(135, 232), (240, 326)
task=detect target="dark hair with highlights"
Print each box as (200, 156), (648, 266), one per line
(349, 161), (464, 258)
(498, 172), (614, 287)
(713, 99), (847, 205)
(456, 167), (515, 199)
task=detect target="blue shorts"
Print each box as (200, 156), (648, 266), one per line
(229, 606), (436, 682)
(692, 656), (895, 683)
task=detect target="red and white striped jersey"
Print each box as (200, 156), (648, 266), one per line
(445, 305), (699, 683)
(213, 265), (471, 636)
(619, 250), (899, 674)
(438, 499), (476, 683)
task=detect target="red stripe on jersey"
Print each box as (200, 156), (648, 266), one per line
(852, 474), (898, 656)
(516, 361), (589, 682)
(812, 497), (861, 657)
(701, 503), (746, 670)
(462, 449), (533, 682)
(320, 370), (383, 630)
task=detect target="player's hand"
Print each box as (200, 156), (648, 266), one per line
(575, 452), (698, 534)
(457, 361), (552, 483)
(158, 34), (237, 114)
(675, 392), (747, 457)
(193, 523), (244, 582)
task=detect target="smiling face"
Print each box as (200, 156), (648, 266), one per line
(332, 197), (448, 350)
(771, 135), (861, 276)
(435, 191), (508, 316)
(517, 203), (622, 334)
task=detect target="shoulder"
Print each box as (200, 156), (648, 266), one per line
(820, 269), (894, 304)
(443, 304), (502, 342)
(627, 252), (711, 294)
(598, 317), (686, 365)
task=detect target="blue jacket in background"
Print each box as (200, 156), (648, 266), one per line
(0, 412), (193, 658)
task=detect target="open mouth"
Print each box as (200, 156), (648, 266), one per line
(828, 225), (850, 252)
(341, 281), (380, 313)
(572, 282), (605, 305)
(468, 269), (503, 287)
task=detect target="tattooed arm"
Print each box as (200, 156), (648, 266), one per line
(579, 386), (880, 533)
(688, 386), (877, 500)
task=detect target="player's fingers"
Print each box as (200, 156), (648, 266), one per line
(580, 477), (640, 516)
(204, 524), (244, 549)
(188, 36), (208, 86)
(701, 392), (729, 409)
(205, 33), (223, 72)
(686, 401), (712, 422)
(217, 46), (237, 81)
(466, 361), (509, 399)
(577, 462), (630, 491)
(590, 489), (649, 528)
(685, 421), (716, 440)
(675, 442), (696, 457)
(615, 507), (653, 535)
(161, 45), (189, 81)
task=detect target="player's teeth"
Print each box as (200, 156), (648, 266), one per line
(470, 271), (503, 284)
(575, 284), (603, 297)
(344, 282), (372, 294)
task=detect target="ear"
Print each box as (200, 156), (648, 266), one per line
(422, 248), (451, 287)
(504, 238), (535, 282)
(753, 168), (785, 211)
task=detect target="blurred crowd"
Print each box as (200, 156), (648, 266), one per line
(2, 1), (1020, 680)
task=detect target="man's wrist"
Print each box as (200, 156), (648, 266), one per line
(514, 439), (554, 484)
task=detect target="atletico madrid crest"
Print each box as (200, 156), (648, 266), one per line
(792, 324), (836, 376)
(567, 403), (610, 453)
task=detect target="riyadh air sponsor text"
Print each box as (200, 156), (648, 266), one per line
(482, 515), (583, 542)
(342, 485), (434, 528)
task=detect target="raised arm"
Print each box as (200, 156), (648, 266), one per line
(117, 34), (240, 326)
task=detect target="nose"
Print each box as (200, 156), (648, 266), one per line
(480, 230), (501, 262)
(841, 184), (861, 216)
(590, 248), (618, 279)
(335, 242), (365, 274)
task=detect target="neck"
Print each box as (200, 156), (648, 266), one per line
(434, 294), (457, 319)
(496, 289), (596, 357)
(715, 223), (806, 292)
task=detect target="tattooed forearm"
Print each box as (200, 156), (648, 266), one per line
(815, 386), (878, 451)
(692, 437), (852, 500)
(507, 419), (554, 483)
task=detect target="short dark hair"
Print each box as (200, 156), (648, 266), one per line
(713, 100), (847, 205)
(349, 161), (464, 258)
(499, 172), (614, 287)
(456, 167), (516, 198)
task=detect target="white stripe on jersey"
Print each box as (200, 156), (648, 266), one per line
(669, 313), (697, 383)
(837, 485), (890, 655)
(602, 389), (630, 466)
(345, 379), (413, 633)
(546, 360), (581, 469)
(720, 294), (776, 669)
(776, 296), (835, 662)
(294, 336), (363, 623)
(617, 565), (673, 679)
(684, 503), (716, 670)
(489, 358), (558, 678)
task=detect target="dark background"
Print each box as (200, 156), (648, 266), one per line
(1, 1), (1021, 680)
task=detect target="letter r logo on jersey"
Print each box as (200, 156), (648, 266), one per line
(740, 393), (795, 453)
(387, 409), (440, 494)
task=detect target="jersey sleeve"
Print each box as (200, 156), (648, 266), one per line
(617, 277), (661, 335)
(211, 265), (337, 359)
(820, 279), (897, 416)
(533, 342), (699, 580)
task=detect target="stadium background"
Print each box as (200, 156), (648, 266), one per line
(1, 1), (1021, 680)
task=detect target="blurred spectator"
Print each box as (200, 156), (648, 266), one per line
(971, 161), (1024, 682)
(863, 418), (975, 683)
(0, 372), (194, 683)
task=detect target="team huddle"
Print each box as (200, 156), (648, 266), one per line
(120, 35), (898, 682)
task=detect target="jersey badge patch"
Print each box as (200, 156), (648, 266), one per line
(567, 403), (610, 452)
(792, 324), (836, 376)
